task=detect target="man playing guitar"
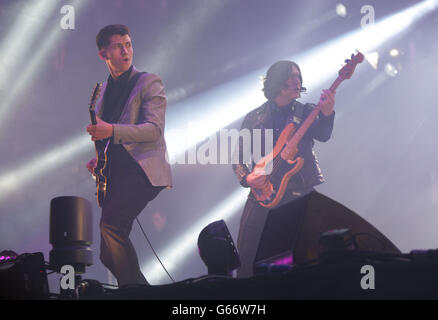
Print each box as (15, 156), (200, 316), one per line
(86, 24), (172, 286)
(232, 60), (336, 278)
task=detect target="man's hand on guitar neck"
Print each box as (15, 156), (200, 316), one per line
(319, 89), (335, 116)
(87, 115), (114, 141)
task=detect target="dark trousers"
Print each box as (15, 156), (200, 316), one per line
(100, 169), (163, 286)
(236, 187), (314, 278)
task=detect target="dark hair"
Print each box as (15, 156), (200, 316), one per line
(262, 60), (306, 100)
(96, 24), (130, 50)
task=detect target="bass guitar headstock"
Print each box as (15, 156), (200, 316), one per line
(338, 52), (364, 80)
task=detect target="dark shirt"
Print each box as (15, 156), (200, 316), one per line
(269, 100), (294, 144)
(102, 65), (133, 123)
(101, 66), (145, 179)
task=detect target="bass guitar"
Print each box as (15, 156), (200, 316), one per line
(88, 83), (109, 207)
(251, 52), (364, 208)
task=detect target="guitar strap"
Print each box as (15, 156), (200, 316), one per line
(287, 101), (306, 126)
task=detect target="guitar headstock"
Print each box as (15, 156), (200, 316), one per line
(89, 83), (102, 110)
(338, 52), (364, 80)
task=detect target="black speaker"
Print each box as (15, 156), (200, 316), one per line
(49, 196), (93, 273)
(254, 191), (400, 267)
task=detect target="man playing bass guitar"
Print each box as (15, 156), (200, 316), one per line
(232, 60), (335, 278)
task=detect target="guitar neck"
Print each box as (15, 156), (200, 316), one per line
(90, 108), (110, 152)
(329, 76), (343, 92)
(286, 76), (342, 149)
(89, 108), (98, 125)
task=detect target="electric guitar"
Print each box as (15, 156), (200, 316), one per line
(251, 52), (364, 208)
(88, 83), (109, 207)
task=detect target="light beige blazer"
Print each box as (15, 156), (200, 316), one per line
(95, 66), (172, 187)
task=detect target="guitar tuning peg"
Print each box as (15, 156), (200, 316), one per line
(345, 59), (351, 63)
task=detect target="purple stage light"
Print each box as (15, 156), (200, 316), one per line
(270, 254), (294, 266)
(0, 250), (18, 263)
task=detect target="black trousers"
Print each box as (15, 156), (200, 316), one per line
(236, 186), (314, 278)
(100, 167), (163, 286)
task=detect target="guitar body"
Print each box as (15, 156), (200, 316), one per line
(93, 136), (109, 208)
(88, 83), (109, 208)
(251, 123), (304, 208)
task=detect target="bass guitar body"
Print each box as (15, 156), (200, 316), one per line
(251, 123), (304, 208)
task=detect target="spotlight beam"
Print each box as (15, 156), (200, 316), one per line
(0, 0), (59, 90)
(0, 0), (87, 129)
(141, 0), (224, 76)
(0, 135), (91, 197)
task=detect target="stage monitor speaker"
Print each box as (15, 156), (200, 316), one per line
(49, 196), (93, 273)
(254, 191), (400, 267)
